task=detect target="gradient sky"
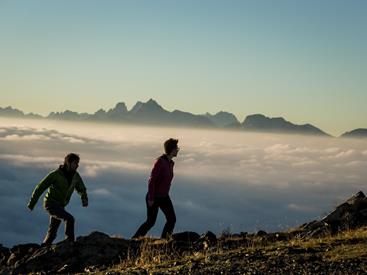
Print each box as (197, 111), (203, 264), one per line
(0, 0), (366, 136)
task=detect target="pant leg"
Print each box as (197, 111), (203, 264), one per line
(44, 202), (75, 243)
(43, 216), (61, 245)
(159, 196), (176, 239)
(133, 196), (159, 238)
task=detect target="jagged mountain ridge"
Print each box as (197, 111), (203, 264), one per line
(1, 100), (364, 137)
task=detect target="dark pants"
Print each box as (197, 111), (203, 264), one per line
(133, 195), (176, 239)
(43, 202), (75, 245)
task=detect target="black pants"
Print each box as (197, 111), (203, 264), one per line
(43, 202), (75, 245)
(133, 195), (176, 239)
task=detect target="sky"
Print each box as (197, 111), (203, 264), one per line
(0, 117), (366, 247)
(0, 0), (366, 136)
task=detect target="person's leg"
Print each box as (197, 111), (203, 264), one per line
(44, 202), (75, 243)
(160, 196), (176, 239)
(43, 216), (61, 245)
(63, 212), (75, 241)
(133, 196), (159, 238)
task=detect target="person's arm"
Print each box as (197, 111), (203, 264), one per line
(147, 158), (162, 205)
(27, 172), (54, 211)
(74, 173), (88, 207)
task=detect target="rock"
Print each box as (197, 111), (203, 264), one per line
(297, 220), (330, 238)
(199, 231), (217, 244)
(76, 231), (110, 243)
(265, 232), (291, 242)
(201, 231), (217, 243)
(172, 232), (200, 243)
(240, 232), (248, 237)
(321, 191), (367, 232)
(75, 231), (131, 267)
(10, 231), (132, 274)
(297, 191), (367, 238)
(194, 231), (217, 250)
(57, 263), (74, 273)
(360, 209), (367, 217)
(346, 191), (366, 204)
(170, 232), (200, 252)
(6, 243), (39, 266)
(0, 244), (10, 265)
(256, 230), (267, 237)
(13, 241), (77, 274)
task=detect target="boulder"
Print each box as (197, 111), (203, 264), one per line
(171, 231), (200, 243)
(264, 232), (291, 242)
(195, 231), (217, 250)
(75, 231), (131, 267)
(299, 191), (367, 237)
(13, 240), (78, 274)
(256, 230), (268, 237)
(321, 191), (367, 232)
(11, 231), (131, 274)
(7, 243), (39, 266)
(171, 231), (200, 252)
(0, 244), (10, 265)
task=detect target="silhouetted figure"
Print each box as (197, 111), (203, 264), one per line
(27, 153), (88, 245)
(133, 138), (179, 239)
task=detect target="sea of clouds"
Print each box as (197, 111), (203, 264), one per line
(0, 117), (366, 247)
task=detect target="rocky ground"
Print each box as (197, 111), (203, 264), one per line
(112, 228), (367, 275)
(1, 191), (367, 275)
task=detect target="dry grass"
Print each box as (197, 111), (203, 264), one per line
(115, 237), (183, 271)
(102, 226), (367, 274)
(290, 226), (367, 247)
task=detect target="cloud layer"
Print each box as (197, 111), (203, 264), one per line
(0, 118), (366, 247)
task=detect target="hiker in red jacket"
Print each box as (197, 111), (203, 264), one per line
(133, 138), (179, 239)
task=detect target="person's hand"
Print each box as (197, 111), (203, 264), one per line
(82, 198), (88, 207)
(81, 194), (88, 207)
(27, 202), (33, 211)
(147, 200), (154, 207)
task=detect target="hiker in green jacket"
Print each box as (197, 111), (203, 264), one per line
(27, 153), (88, 245)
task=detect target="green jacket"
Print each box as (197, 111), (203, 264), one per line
(28, 168), (88, 209)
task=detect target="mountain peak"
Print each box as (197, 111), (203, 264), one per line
(341, 128), (367, 139)
(0, 106), (24, 116)
(130, 101), (144, 114)
(130, 99), (165, 113)
(105, 102), (127, 119)
(205, 111), (240, 127)
(147, 98), (158, 104)
(112, 102), (127, 112)
(243, 114), (329, 136)
(145, 98), (163, 109)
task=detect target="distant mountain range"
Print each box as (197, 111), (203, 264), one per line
(0, 106), (42, 119)
(0, 99), (365, 138)
(340, 129), (367, 139)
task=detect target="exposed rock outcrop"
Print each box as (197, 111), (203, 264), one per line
(297, 191), (367, 238)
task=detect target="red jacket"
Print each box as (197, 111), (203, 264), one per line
(147, 154), (174, 201)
